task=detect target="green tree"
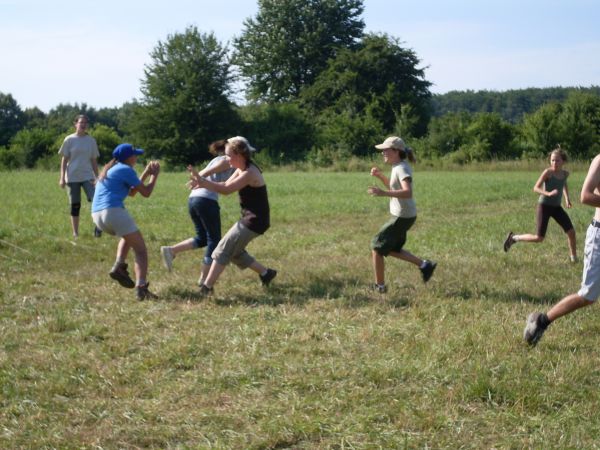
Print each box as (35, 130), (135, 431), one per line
(559, 92), (600, 159)
(9, 127), (56, 168)
(233, 0), (364, 102)
(238, 102), (316, 162)
(424, 112), (472, 159)
(300, 33), (432, 140)
(464, 113), (516, 160)
(0, 92), (25, 146)
(89, 124), (121, 163)
(519, 102), (563, 158)
(134, 26), (239, 165)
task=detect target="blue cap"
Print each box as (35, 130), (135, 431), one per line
(113, 143), (144, 162)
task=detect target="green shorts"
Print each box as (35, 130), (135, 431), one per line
(371, 216), (417, 256)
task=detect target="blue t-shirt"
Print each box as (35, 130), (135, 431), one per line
(92, 163), (141, 212)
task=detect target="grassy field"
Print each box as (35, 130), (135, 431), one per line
(2, 167), (600, 449)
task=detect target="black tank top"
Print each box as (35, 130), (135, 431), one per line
(239, 184), (270, 234)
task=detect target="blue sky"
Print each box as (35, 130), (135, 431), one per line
(1, 0), (599, 112)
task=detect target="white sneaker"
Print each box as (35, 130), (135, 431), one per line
(160, 246), (174, 272)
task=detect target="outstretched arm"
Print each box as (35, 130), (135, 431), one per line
(581, 155), (600, 207)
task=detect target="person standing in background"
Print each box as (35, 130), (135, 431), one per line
(58, 114), (102, 238)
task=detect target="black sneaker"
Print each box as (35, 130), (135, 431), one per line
(420, 260), (437, 283)
(199, 284), (213, 296)
(94, 226), (102, 238)
(503, 232), (515, 252)
(136, 282), (157, 301)
(523, 312), (549, 346)
(259, 268), (277, 286)
(109, 262), (135, 288)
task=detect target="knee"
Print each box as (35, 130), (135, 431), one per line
(70, 203), (81, 216)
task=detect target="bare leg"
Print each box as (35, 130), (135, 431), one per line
(71, 216), (79, 237)
(372, 250), (385, 285)
(388, 249), (423, 267)
(547, 293), (593, 322)
(203, 261), (227, 289)
(121, 231), (148, 286)
(513, 233), (544, 243)
(116, 237), (131, 262)
(170, 238), (196, 256)
(248, 260), (267, 275)
(199, 262), (211, 285)
(567, 229), (577, 258)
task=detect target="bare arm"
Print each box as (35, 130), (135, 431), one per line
(580, 155), (600, 207)
(130, 161), (160, 198)
(196, 168), (255, 195)
(370, 166), (390, 188)
(563, 171), (572, 208)
(198, 157), (231, 178)
(59, 156), (68, 188)
(368, 177), (412, 199)
(533, 169), (556, 197)
(91, 157), (99, 181)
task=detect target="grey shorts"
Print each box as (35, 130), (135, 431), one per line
(67, 180), (95, 204)
(92, 208), (138, 237)
(212, 221), (259, 269)
(578, 224), (600, 301)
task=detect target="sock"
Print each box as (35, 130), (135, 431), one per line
(260, 269), (268, 277)
(376, 283), (385, 289)
(137, 278), (146, 287)
(419, 261), (428, 269)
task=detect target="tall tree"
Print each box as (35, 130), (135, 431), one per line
(135, 26), (238, 165)
(300, 33), (432, 152)
(233, 0), (364, 102)
(0, 92), (25, 147)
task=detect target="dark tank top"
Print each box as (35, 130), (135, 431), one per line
(239, 184), (270, 234)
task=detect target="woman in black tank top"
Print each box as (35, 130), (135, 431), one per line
(188, 136), (277, 295)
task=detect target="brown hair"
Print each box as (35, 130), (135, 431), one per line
(74, 114), (89, 124)
(399, 147), (417, 164)
(549, 144), (568, 162)
(208, 139), (227, 156)
(98, 158), (118, 181)
(227, 138), (253, 162)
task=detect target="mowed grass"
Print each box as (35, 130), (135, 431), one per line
(2, 167), (600, 449)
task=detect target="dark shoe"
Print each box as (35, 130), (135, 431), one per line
(199, 284), (213, 296)
(136, 282), (157, 301)
(523, 312), (549, 346)
(503, 232), (515, 252)
(372, 284), (387, 294)
(109, 263), (135, 288)
(420, 260), (437, 283)
(94, 226), (102, 238)
(260, 268), (277, 286)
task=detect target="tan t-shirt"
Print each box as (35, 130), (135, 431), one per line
(389, 161), (417, 218)
(58, 133), (99, 182)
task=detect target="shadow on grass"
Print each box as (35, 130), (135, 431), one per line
(157, 274), (413, 309)
(437, 284), (562, 305)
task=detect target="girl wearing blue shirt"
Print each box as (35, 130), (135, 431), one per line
(92, 143), (160, 300)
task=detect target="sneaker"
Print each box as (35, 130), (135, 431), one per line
(523, 312), (548, 346)
(94, 226), (102, 238)
(503, 232), (515, 252)
(160, 246), (174, 272)
(570, 255), (578, 263)
(109, 262), (135, 288)
(420, 260), (437, 283)
(199, 284), (213, 296)
(372, 284), (387, 294)
(136, 282), (157, 301)
(259, 268), (277, 286)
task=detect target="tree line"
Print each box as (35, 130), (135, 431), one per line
(1, 0), (599, 170)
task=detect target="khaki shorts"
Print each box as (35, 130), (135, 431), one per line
(92, 208), (138, 237)
(578, 224), (600, 301)
(212, 221), (259, 269)
(67, 180), (95, 204)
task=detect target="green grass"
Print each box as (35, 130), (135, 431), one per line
(1, 168), (600, 448)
